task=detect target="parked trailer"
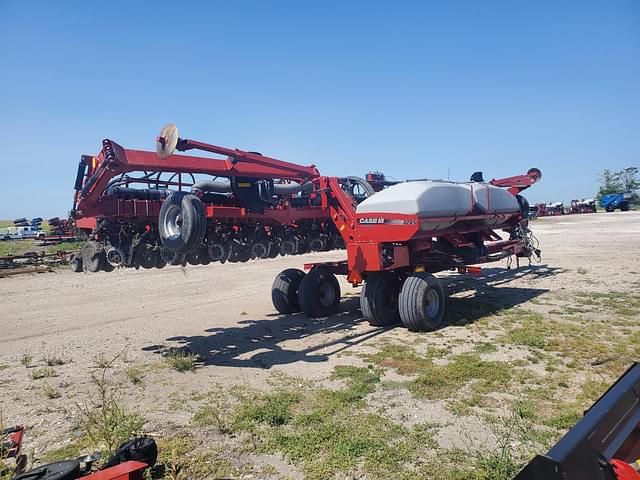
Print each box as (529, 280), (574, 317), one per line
(569, 198), (597, 214)
(71, 126), (381, 273)
(147, 126), (542, 330)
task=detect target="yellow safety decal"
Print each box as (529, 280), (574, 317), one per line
(414, 266), (425, 272)
(238, 182), (252, 187)
(339, 225), (346, 231)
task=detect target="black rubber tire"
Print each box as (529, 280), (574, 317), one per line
(360, 272), (402, 327)
(228, 243), (250, 263)
(251, 241), (270, 259)
(160, 248), (183, 266)
(399, 273), (446, 331)
(621, 202), (630, 212)
(158, 191), (206, 254)
(280, 239), (297, 256)
(155, 250), (167, 269)
(12, 459), (80, 480)
(81, 241), (104, 273)
(271, 268), (306, 314)
(69, 254), (82, 273)
(309, 237), (326, 252)
(186, 250), (201, 265)
(606, 205), (615, 212)
(298, 267), (341, 318)
(138, 244), (159, 269)
(199, 246), (211, 265)
(207, 242), (228, 263)
(268, 241), (280, 258)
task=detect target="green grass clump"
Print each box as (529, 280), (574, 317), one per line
(158, 436), (244, 480)
(40, 442), (83, 463)
(409, 354), (512, 400)
(20, 354), (33, 367)
(125, 366), (143, 385)
(42, 382), (61, 399)
(43, 354), (68, 366)
(573, 291), (640, 317)
(235, 390), (301, 427)
(364, 343), (444, 375)
(30, 366), (56, 380)
(164, 350), (199, 372)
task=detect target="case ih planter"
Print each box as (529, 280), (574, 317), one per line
(71, 125), (377, 272)
(73, 125), (541, 329)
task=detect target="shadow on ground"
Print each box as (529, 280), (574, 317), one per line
(143, 264), (561, 369)
(442, 264), (562, 325)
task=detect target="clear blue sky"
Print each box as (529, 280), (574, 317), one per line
(1, 1), (638, 218)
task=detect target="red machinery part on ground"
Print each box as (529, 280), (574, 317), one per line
(79, 461), (148, 480)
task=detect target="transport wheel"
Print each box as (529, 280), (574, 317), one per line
(81, 241), (105, 273)
(399, 273), (446, 331)
(159, 191), (206, 254)
(69, 253), (82, 273)
(271, 268), (306, 314)
(360, 272), (402, 327)
(298, 267), (341, 317)
(606, 205), (615, 212)
(333, 236), (345, 250)
(621, 202), (630, 212)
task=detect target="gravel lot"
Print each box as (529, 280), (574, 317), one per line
(1, 211), (639, 478)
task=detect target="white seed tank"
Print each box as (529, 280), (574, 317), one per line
(356, 180), (520, 231)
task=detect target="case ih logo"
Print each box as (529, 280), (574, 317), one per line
(359, 218), (385, 224)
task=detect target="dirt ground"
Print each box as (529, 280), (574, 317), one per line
(1, 211), (640, 479)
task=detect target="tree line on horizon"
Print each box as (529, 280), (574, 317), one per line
(597, 166), (639, 203)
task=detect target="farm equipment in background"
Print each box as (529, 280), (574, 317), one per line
(569, 198), (597, 214)
(516, 363), (640, 480)
(70, 125), (380, 273)
(600, 193), (631, 212)
(535, 202), (564, 217)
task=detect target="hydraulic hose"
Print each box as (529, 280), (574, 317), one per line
(191, 179), (315, 195)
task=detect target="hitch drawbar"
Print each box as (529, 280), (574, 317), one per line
(516, 363), (640, 480)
